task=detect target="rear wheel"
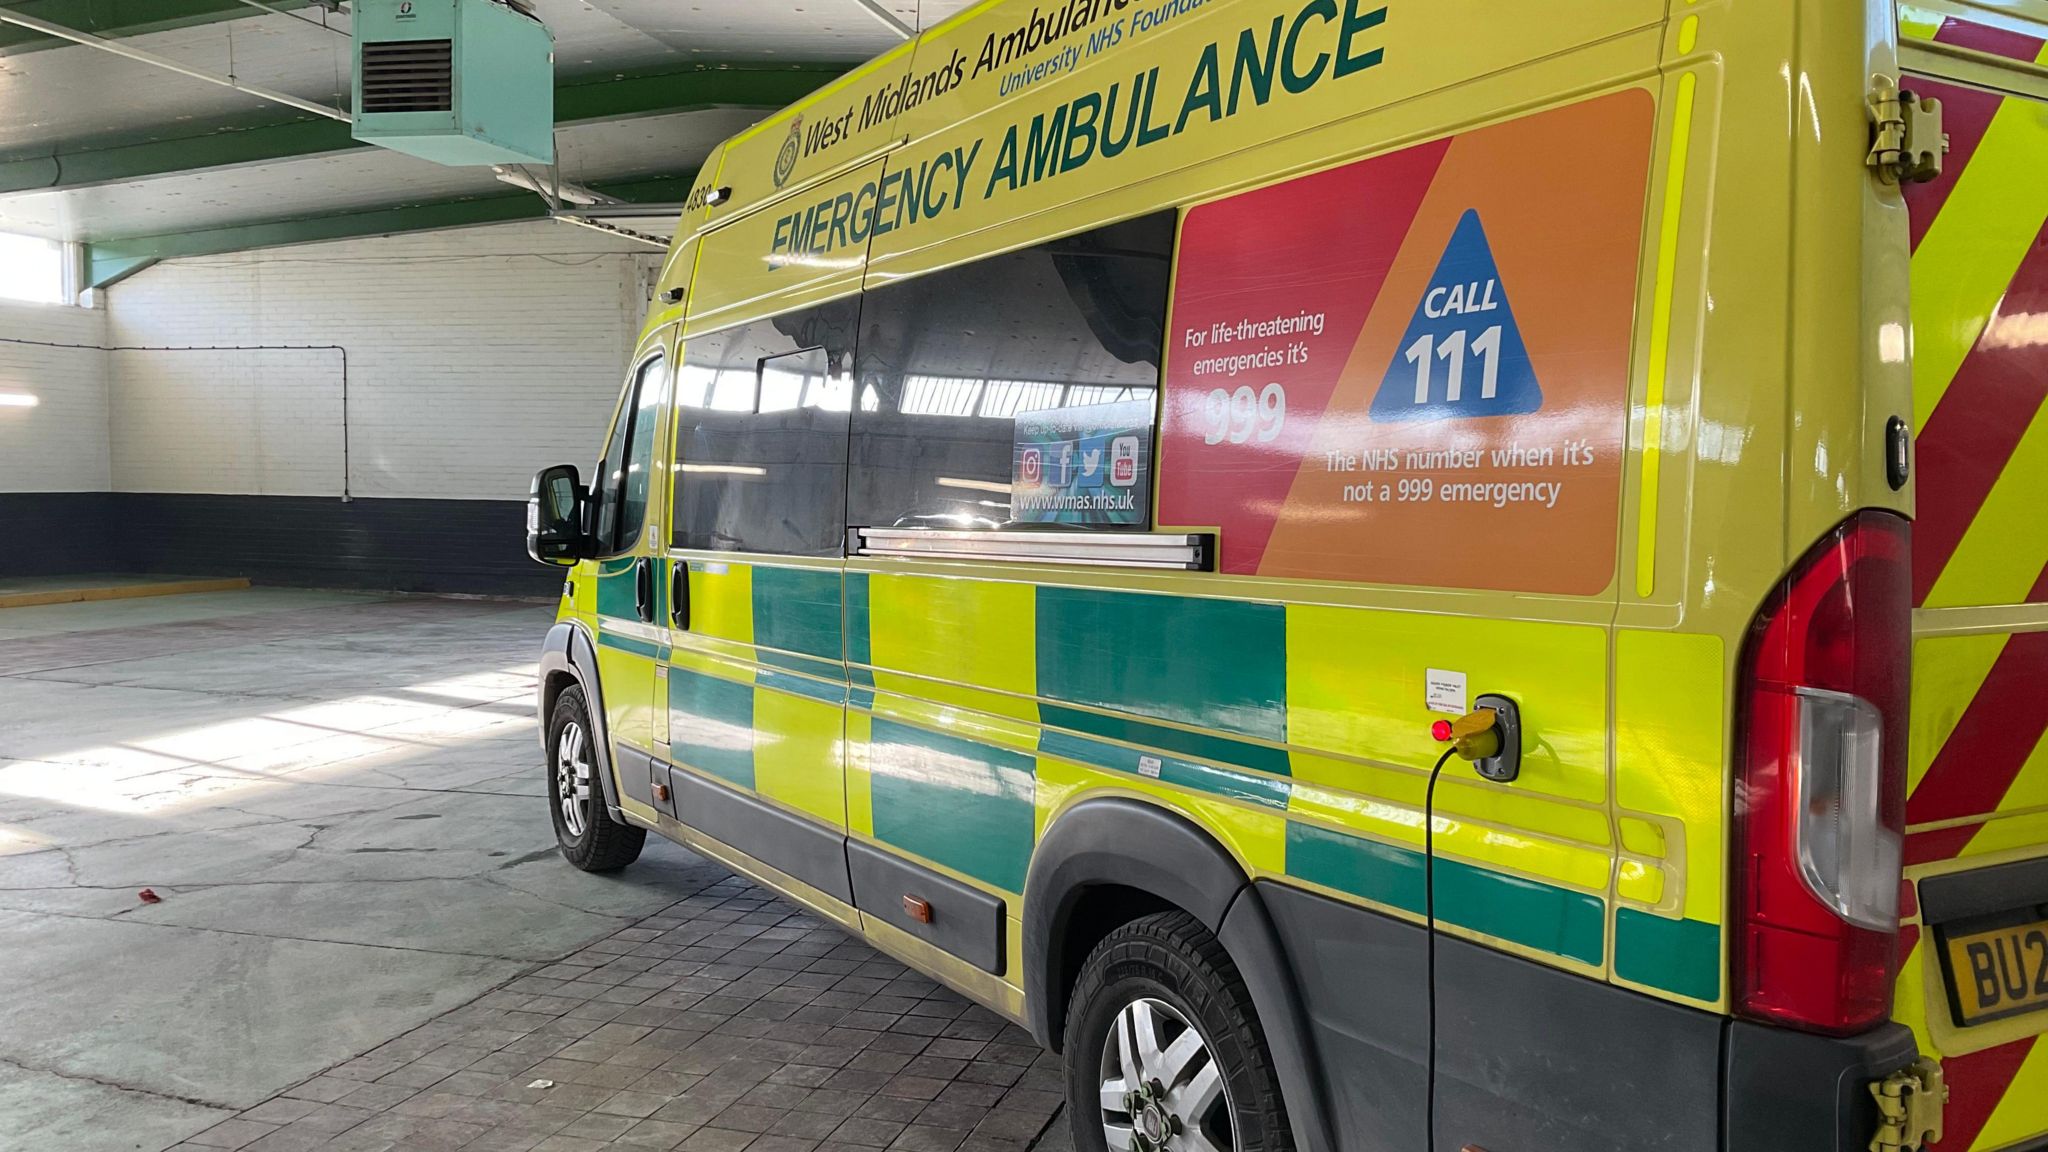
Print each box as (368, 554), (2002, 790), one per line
(1062, 912), (1293, 1152)
(546, 686), (644, 872)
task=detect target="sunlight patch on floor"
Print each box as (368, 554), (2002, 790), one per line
(0, 664), (538, 817)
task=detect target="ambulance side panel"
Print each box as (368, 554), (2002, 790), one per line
(810, 3), (1723, 1151)
(592, 0), (1946, 1150)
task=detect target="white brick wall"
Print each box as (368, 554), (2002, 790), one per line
(0, 298), (112, 493)
(106, 221), (663, 500)
(108, 348), (345, 496)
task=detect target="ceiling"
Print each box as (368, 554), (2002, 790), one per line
(0, 0), (978, 273)
(0, 106), (764, 238)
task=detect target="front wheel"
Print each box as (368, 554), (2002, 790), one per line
(546, 686), (644, 872)
(1062, 912), (1294, 1152)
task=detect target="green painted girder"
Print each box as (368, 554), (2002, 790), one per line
(0, 113), (353, 194)
(0, 63), (844, 195)
(0, 0), (320, 56)
(83, 169), (700, 289)
(552, 62), (846, 123)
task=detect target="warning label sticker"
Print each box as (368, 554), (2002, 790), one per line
(1157, 89), (1655, 596)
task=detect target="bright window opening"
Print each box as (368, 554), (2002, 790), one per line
(0, 233), (66, 305)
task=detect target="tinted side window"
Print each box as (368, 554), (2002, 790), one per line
(671, 299), (857, 556)
(848, 211), (1174, 532)
(594, 354), (666, 554)
(617, 367), (665, 549)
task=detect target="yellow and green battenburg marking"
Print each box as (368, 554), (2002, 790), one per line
(610, 557), (1722, 1003)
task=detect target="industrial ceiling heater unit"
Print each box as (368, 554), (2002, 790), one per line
(352, 0), (554, 166)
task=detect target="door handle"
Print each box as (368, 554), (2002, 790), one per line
(633, 556), (654, 623)
(670, 559), (690, 630)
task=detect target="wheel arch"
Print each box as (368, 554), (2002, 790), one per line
(1022, 796), (1336, 1152)
(538, 619), (624, 820)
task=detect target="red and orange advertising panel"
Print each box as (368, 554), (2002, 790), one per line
(1158, 90), (1655, 595)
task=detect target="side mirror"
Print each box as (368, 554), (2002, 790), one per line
(527, 464), (590, 567)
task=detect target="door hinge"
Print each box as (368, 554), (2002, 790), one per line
(1870, 1058), (1947, 1152)
(1868, 74), (1949, 184)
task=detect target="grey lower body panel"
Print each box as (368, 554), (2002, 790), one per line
(666, 767), (853, 905)
(1437, 930), (1917, 1152)
(614, 745), (659, 811)
(1259, 880), (1429, 1152)
(1262, 876), (1914, 1152)
(1431, 933), (1721, 1152)
(848, 840), (1005, 973)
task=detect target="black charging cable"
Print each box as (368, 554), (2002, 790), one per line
(1422, 742), (1459, 1152)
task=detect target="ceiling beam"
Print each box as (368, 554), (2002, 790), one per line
(0, 4), (351, 121)
(0, 63), (845, 196)
(0, 114), (351, 194)
(552, 62), (846, 123)
(82, 170), (699, 289)
(0, 0), (317, 56)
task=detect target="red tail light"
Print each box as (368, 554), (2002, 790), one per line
(1734, 511), (1911, 1035)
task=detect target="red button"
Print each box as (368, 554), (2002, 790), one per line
(1431, 720), (1454, 742)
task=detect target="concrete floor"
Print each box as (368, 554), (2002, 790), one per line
(155, 869), (1067, 1152)
(0, 590), (719, 1151)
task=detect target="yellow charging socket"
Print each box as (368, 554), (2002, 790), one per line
(1444, 708), (1502, 762)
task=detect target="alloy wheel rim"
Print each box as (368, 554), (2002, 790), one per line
(555, 721), (591, 838)
(1098, 996), (1236, 1152)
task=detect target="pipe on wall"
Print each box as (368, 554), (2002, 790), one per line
(0, 336), (352, 500)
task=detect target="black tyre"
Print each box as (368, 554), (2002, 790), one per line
(545, 686), (644, 872)
(1062, 911), (1293, 1152)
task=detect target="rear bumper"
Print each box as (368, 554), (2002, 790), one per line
(1724, 1019), (1920, 1151)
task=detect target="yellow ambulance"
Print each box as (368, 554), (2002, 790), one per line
(525, 1), (2048, 1149)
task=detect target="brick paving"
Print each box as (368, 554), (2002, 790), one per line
(170, 858), (1069, 1152)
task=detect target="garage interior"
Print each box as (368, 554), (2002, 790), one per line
(0, 4), (1072, 1152)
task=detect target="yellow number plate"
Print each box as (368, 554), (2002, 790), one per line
(1945, 920), (2048, 1026)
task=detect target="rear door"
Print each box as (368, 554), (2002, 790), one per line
(1895, 11), (2048, 1150)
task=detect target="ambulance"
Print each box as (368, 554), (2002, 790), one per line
(525, 1), (2048, 1149)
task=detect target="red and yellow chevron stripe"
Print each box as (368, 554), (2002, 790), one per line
(1902, 14), (2048, 866)
(1896, 14), (2048, 1151)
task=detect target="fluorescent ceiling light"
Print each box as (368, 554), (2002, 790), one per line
(0, 392), (38, 407)
(937, 477), (1011, 494)
(677, 463), (766, 476)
